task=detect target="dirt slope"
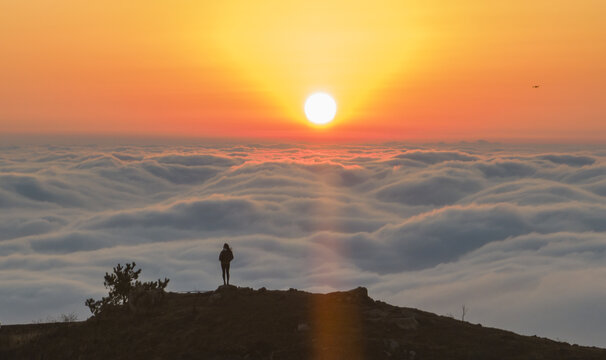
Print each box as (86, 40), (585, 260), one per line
(1, 286), (604, 359)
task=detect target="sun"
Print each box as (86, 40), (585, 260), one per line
(304, 92), (337, 125)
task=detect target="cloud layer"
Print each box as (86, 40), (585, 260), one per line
(1, 141), (606, 346)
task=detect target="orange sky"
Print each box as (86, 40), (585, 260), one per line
(1, 0), (605, 141)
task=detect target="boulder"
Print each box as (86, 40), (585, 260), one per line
(391, 316), (418, 331)
(383, 338), (400, 352)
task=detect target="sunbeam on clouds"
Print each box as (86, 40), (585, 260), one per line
(1, 141), (606, 346)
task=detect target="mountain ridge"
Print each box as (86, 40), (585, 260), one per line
(1, 285), (604, 359)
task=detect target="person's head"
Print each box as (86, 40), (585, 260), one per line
(223, 243), (230, 250)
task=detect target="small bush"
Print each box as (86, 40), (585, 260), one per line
(85, 262), (169, 315)
(31, 312), (79, 324)
(58, 312), (79, 322)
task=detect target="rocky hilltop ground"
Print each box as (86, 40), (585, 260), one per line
(1, 286), (604, 360)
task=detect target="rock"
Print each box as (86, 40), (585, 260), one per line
(297, 323), (310, 332)
(391, 316), (418, 331)
(383, 338), (400, 352)
(217, 284), (237, 292)
(340, 287), (370, 304)
(214, 285), (238, 302)
(349, 286), (368, 298)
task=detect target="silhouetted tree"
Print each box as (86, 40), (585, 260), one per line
(85, 262), (169, 315)
(461, 304), (468, 322)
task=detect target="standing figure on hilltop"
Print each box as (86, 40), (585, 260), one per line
(219, 243), (234, 286)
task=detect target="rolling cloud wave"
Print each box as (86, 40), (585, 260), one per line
(1, 142), (605, 346)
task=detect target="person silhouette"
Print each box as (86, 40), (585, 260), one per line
(219, 243), (234, 286)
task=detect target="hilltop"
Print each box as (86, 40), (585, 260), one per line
(1, 286), (604, 359)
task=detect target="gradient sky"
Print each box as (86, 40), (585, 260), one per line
(1, 0), (605, 141)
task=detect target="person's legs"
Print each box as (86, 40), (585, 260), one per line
(226, 263), (230, 285)
(221, 263), (226, 285)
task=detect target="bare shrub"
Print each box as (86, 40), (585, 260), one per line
(58, 312), (78, 322)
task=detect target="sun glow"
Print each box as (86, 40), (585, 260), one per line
(305, 93), (337, 125)
(1, 1), (605, 140)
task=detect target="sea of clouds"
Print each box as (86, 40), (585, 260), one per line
(1, 140), (606, 346)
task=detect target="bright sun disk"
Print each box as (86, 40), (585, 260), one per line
(304, 93), (337, 125)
